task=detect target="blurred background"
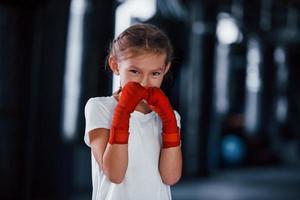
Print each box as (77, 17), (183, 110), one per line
(1, 0), (300, 199)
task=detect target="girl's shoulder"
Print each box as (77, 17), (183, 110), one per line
(85, 96), (117, 113)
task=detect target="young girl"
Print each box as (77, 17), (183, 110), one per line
(84, 23), (182, 200)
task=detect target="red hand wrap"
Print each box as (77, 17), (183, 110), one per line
(109, 82), (148, 144)
(147, 87), (180, 148)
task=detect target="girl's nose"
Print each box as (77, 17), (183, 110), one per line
(140, 76), (149, 88)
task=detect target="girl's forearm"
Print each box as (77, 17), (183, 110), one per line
(159, 146), (182, 185)
(103, 144), (128, 184)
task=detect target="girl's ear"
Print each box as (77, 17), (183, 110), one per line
(108, 56), (120, 75)
(163, 62), (171, 75)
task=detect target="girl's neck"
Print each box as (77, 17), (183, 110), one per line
(135, 101), (152, 114)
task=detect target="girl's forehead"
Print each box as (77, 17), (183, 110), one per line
(119, 53), (167, 69)
(121, 51), (167, 62)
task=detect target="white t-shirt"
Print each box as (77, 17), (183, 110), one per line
(84, 96), (181, 200)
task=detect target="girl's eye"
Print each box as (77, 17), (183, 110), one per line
(129, 69), (140, 74)
(152, 72), (161, 77)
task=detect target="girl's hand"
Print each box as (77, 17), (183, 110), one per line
(109, 81), (148, 144)
(147, 87), (180, 148)
(119, 81), (148, 113)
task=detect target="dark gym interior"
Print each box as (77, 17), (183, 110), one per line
(0, 0), (300, 199)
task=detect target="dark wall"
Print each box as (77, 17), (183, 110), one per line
(0, 0), (115, 199)
(0, 4), (37, 199)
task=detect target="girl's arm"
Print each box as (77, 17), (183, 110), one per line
(159, 138), (182, 185)
(147, 87), (183, 185)
(89, 82), (148, 184)
(89, 128), (128, 184)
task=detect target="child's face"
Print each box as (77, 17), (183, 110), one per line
(113, 53), (170, 88)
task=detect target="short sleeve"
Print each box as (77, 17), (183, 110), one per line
(174, 110), (181, 129)
(84, 98), (112, 147)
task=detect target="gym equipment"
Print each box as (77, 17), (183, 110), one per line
(221, 134), (246, 165)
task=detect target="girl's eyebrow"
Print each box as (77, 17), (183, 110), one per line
(151, 67), (165, 71)
(129, 66), (165, 71)
(128, 65), (140, 69)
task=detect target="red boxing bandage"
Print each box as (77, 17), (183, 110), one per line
(147, 87), (180, 148)
(109, 82), (148, 144)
